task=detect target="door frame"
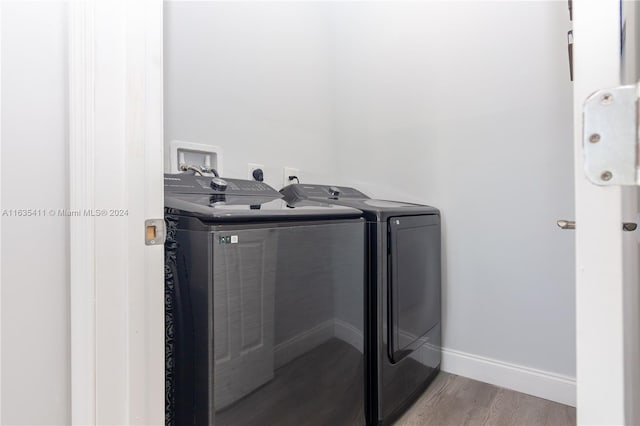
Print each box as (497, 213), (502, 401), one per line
(69, 1), (164, 424)
(0, 1), (3, 421)
(574, 0), (640, 424)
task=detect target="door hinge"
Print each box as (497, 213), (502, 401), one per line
(583, 85), (639, 186)
(145, 219), (166, 245)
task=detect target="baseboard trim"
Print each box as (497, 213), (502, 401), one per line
(441, 347), (576, 407)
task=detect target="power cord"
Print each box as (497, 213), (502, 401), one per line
(288, 175), (300, 183)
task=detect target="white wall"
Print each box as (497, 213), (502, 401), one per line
(331, 1), (576, 379)
(1, 2), (70, 424)
(164, 0), (575, 402)
(164, 2), (341, 188)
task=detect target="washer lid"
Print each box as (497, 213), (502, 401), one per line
(280, 183), (439, 221)
(165, 194), (363, 222)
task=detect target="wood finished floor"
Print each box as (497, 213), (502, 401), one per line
(395, 372), (576, 426)
(216, 338), (364, 426)
(213, 338), (575, 426)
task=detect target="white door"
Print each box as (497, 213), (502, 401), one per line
(573, 0), (640, 424)
(69, 1), (165, 424)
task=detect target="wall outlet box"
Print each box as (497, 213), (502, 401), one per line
(169, 140), (223, 175)
(283, 167), (300, 187)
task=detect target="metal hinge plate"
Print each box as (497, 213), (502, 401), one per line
(145, 219), (166, 246)
(583, 85), (639, 186)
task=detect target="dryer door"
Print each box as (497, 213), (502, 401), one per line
(388, 214), (441, 363)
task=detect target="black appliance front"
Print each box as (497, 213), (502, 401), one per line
(375, 215), (441, 425)
(166, 215), (366, 426)
(388, 215), (440, 364)
(279, 183), (442, 426)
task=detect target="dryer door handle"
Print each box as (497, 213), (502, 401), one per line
(557, 219), (575, 230)
(556, 220), (637, 231)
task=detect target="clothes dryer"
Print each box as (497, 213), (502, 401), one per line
(281, 184), (441, 426)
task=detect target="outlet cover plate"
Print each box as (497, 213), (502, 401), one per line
(283, 167), (300, 187)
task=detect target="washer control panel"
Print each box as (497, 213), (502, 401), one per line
(164, 173), (281, 196)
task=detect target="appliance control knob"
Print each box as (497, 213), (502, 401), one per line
(328, 186), (340, 198)
(210, 177), (228, 191)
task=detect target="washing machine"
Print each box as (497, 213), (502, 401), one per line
(281, 184), (441, 426)
(164, 173), (367, 426)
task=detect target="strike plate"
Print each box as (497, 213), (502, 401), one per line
(145, 219), (166, 246)
(583, 85), (639, 186)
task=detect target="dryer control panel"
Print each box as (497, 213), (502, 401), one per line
(280, 183), (369, 201)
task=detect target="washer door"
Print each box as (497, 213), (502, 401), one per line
(387, 214), (441, 363)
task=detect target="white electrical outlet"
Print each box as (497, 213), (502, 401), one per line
(283, 167), (301, 187)
(248, 163), (265, 181)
